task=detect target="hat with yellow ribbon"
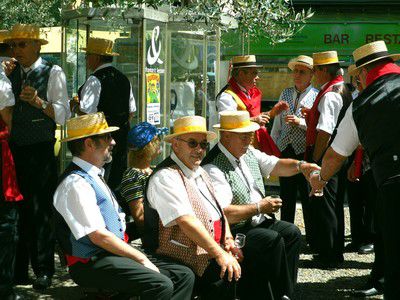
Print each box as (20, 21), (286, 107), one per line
(3, 24), (48, 45)
(61, 112), (119, 142)
(81, 37), (119, 56)
(213, 111), (260, 133)
(313, 51), (343, 66)
(0, 30), (10, 44)
(164, 116), (217, 143)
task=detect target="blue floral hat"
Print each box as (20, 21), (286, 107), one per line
(127, 122), (168, 150)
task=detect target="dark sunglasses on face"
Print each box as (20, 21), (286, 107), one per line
(92, 133), (113, 142)
(176, 138), (209, 150)
(9, 41), (30, 49)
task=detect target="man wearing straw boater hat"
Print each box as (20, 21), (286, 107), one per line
(4, 23), (69, 290)
(216, 55), (288, 157)
(144, 115), (243, 299)
(271, 55), (318, 235)
(74, 37), (136, 192)
(202, 111), (319, 299)
(0, 29), (24, 300)
(310, 40), (400, 299)
(54, 112), (194, 299)
(303, 50), (352, 268)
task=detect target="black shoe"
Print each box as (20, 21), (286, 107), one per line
(352, 287), (383, 297)
(307, 254), (344, 269)
(33, 275), (52, 291)
(344, 242), (361, 253)
(358, 243), (374, 255)
(3, 292), (25, 300)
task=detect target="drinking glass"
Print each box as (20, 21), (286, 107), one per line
(233, 233), (246, 300)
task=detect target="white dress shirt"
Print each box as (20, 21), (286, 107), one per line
(0, 56), (15, 110)
(53, 157), (126, 240)
(79, 63), (136, 114)
(22, 57), (70, 124)
(147, 151), (224, 228)
(316, 81), (344, 135)
(331, 103), (360, 157)
(203, 143), (279, 226)
(216, 83), (249, 112)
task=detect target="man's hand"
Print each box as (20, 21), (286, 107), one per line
(269, 101), (289, 118)
(141, 258), (160, 273)
(3, 58), (16, 76)
(309, 171), (326, 196)
(299, 162), (321, 181)
(300, 107), (310, 118)
(347, 161), (359, 182)
(20, 86), (39, 107)
(284, 114), (301, 126)
(251, 113), (270, 126)
(224, 237), (244, 263)
(215, 251), (241, 282)
(259, 196), (282, 214)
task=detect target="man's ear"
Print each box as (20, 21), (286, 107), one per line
(84, 137), (95, 151)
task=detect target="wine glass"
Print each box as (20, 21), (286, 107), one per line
(233, 233), (246, 300)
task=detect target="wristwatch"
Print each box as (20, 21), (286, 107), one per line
(41, 101), (48, 111)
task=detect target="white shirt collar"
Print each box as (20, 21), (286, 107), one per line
(170, 151), (203, 180)
(93, 63), (113, 74)
(23, 57), (42, 73)
(72, 156), (105, 178)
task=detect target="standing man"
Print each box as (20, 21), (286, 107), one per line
(216, 55), (288, 156)
(5, 24), (70, 290)
(54, 112), (194, 300)
(310, 40), (400, 299)
(0, 29), (24, 300)
(144, 116), (243, 300)
(271, 55), (318, 234)
(304, 51), (352, 267)
(203, 111), (319, 299)
(75, 37), (136, 191)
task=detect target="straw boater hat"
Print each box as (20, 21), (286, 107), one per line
(288, 55), (313, 70)
(164, 116), (217, 143)
(3, 24), (48, 45)
(0, 30), (9, 44)
(313, 51), (343, 66)
(81, 37), (119, 56)
(349, 40), (400, 75)
(214, 111), (260, 133)
(61, 112), (119, 142)
(231, 55), (262, 68)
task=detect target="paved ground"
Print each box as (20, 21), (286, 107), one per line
(15, 206), (382, 299)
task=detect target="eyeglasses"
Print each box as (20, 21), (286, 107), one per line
(293, 69), (310, 75)
(9, 41), (30, 49)
(92, 133), (113, 142)
(176, 138), (209, 150)
(233, 132), (254, 141)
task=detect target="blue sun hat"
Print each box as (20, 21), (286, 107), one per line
(127, 122), (168, 150)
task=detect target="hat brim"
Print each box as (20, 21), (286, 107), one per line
(313, 60), (345, 66)
(288, 61), (313, 70)
(61, 126), (119, 142)
(3, 37), (48, 45)
(349, 54), (400, 75)
(81, 47), (119, 56)
(213, 122), (260, 133)
(163, 131), (217, 143)
(232, 64), (262, 68)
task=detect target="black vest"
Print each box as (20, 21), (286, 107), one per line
(353, 73), (400, 186)
(79, 66), (131, 127)
(9, 60), (56, 146)
(142, 157), (176, 252)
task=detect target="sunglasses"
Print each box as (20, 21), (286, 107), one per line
(9, 41), (31, 49)
(92, 133), (113, 142)
(176, 138), (209, 150)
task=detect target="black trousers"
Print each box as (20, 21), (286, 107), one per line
(380, 175), (400, 300)
(69, 252), (195, 300)
(10, 140), (57, 278)
(279, 146), (312, 238)
(0, 201), (18, 297)
(309, 168), (345, 261)
(230, 219), (301, 299)
(347, 170), (376, 245)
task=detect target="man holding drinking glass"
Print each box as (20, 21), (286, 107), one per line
(203, 111), (320, 300)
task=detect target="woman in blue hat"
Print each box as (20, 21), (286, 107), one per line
(119, 122), (166, 238)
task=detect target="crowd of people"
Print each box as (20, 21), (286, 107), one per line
(0, 22), (399, 300)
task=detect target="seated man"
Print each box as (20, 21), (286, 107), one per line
(203, 111), (320, 299)
(144, 116), (242, 300)
(53, 112), (194, 300)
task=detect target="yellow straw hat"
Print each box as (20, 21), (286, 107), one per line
(214, 111), (260, 133)
(350, 40), (400, 75)
(3, 24), (48, 45)
(164, 116), (217, 143)
(313, 51), (343, 66)
(81, 37), (119, 56)
(0, 30), (10, 44)
(61, 112), (119, 142)
(288, 55), (313, 70)
(231, 55), (262, 68)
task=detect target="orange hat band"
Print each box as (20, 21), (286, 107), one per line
(221, 120), (251, 130)
(67, 123), (108, 138)
(174, 125), (207, 134)
(314, 57), (339, 65)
